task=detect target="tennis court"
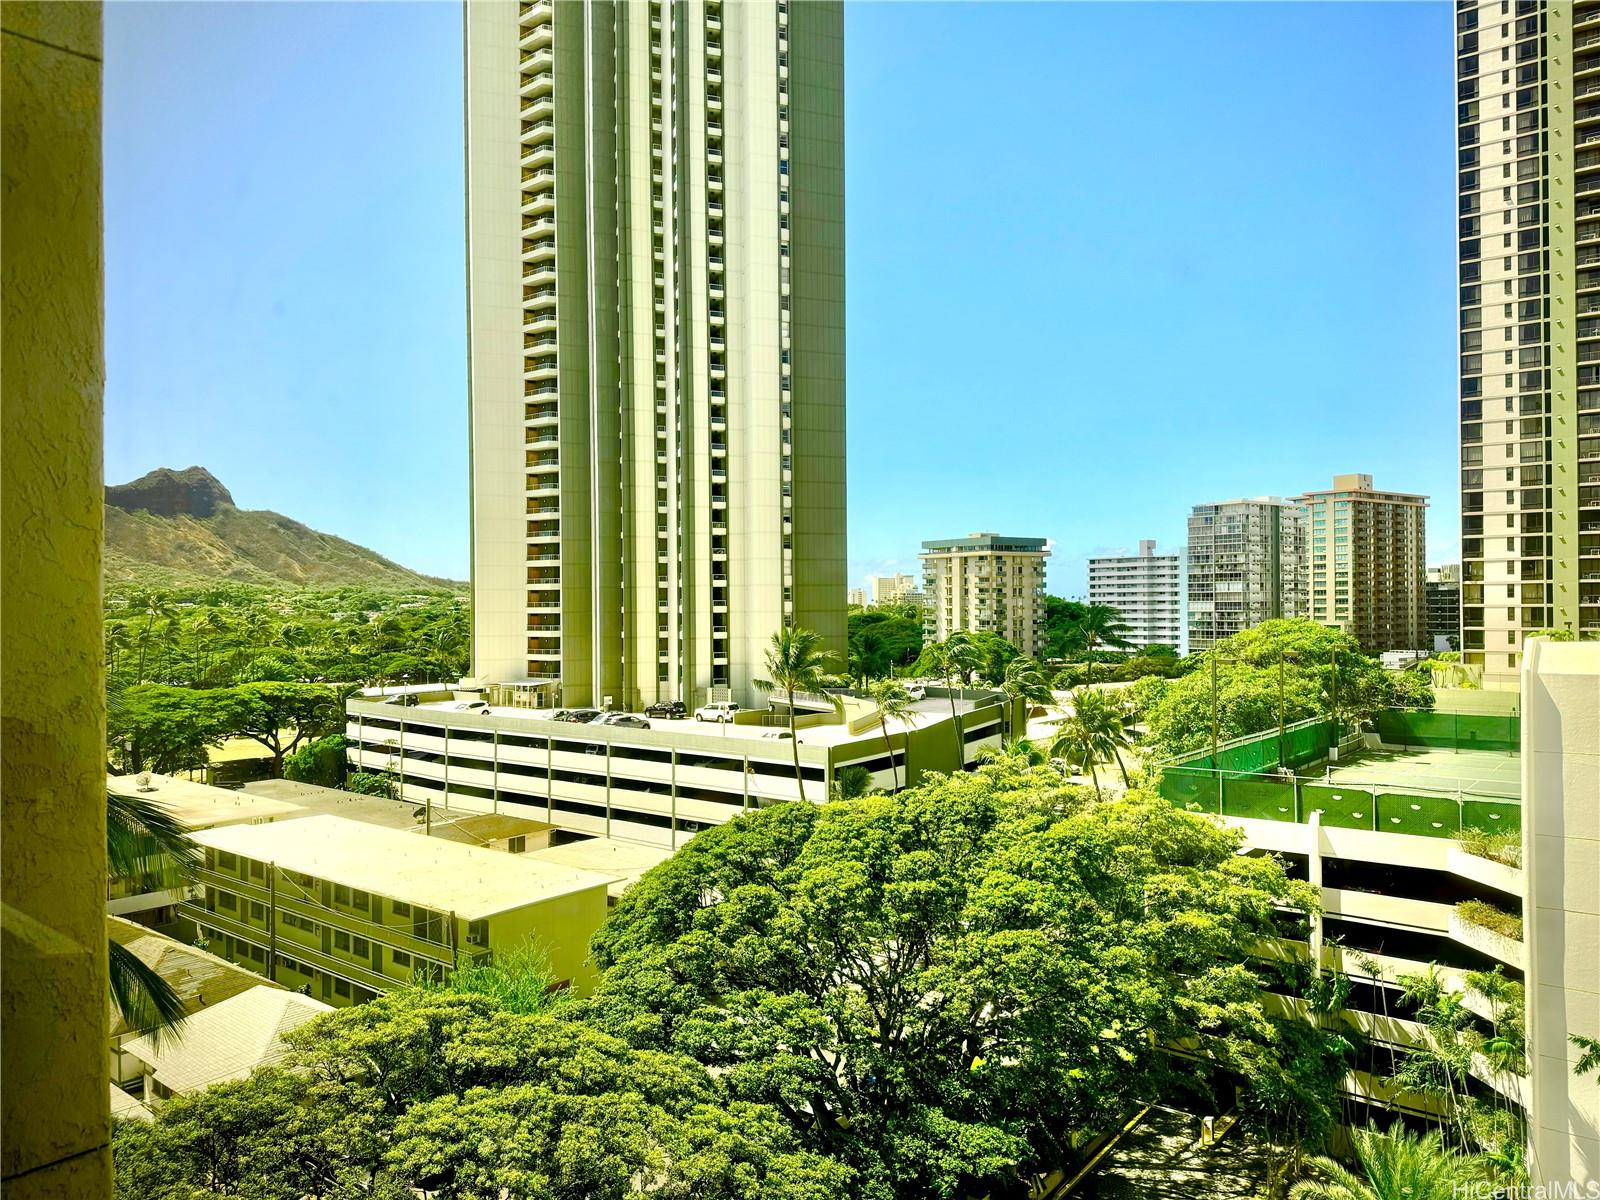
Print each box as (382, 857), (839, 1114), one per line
(1319, 745), (1520, 800)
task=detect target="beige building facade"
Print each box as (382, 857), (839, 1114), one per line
(920, 533), (1049, 657)
(1455, 1), (1600, 687)
(1293, 474), (1428, 653)
(186, 815), (612, 1007)
(465, 0), (846, 711)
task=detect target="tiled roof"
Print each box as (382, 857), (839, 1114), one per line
(121, 986), (331, 1095)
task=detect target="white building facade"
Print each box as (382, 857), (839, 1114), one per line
(1087, 540), (1183, 652)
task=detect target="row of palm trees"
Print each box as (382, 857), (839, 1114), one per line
(105, 593), (469, 689)
(759, 625), (1147, 803)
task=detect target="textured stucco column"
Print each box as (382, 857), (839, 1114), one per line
(2, 3), (110, 1197)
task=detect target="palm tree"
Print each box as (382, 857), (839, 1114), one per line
(106, 789), (199, 1041)
(999, 656), (1053, 743)
(1289, 1125), (1475, 1200)
(1049, 715), (1104, 799)
(753, 625), (838, 804)
(937, 634), (982, 767)
(1072, 603), (1134, 684)
(829, 764), (875, 802)
(867, 678), (917, 791)
(1071, 687), (1139, 787)
(134, 593), (173, 684)
(105, 622), (132, 683)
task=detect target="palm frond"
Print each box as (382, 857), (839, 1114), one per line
(106, 789), (199, 883)
(109, 938), (189, 1044)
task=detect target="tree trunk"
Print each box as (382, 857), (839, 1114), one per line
(1088, 761), (1102, 800)
(788, 686), (804, 803)
(880, 720), (899, 791)
(1112, 746), (1131, 788)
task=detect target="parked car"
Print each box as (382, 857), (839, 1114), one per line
(694, 701), (741, 723)
(904, 683), (926, 701)
(644, 700), (688, 719)
(553, 708), (601, 723)
(451, 700), (489, 712)
(762, 730), (793, 740)
(596, 713), (650, 730)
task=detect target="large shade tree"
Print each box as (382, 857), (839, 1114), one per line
(582, 762), (1310, 1200)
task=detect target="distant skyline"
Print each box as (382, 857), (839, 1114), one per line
(104, 1), (1456, 597)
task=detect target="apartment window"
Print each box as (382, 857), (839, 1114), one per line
(334, 930), (351, 953)
(218, 852), (238, 872)
(391, 949), (412, 970)
(334, 977), (351, 999)
(391, 901), (411, 918)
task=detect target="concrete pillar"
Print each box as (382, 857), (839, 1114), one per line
(1521, 638), (1600, 1189)
(2, 3), (110, 1196)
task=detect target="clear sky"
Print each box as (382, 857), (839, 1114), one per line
(105, 1), (1457, 594)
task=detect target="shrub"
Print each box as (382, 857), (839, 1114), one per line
(1458, 826), (1521, 868)
(1456, 899), (1523, 942)
(283, 734), (348, 788)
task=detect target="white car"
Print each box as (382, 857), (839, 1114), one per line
(694, 701), (741, 723)
(904, 683), (926, 701)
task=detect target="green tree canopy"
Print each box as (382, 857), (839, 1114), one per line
(1142, 620), (1432, 760)
(112, 989), (849, 1200)
(582, 763), (1310, 1199)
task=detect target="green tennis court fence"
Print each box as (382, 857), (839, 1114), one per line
(1159, 770), (1520, 838)
(1161, 716), (1335, 778)
(1373, 709), (1520, 754)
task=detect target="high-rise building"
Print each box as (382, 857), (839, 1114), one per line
(920, 533), (1049, 657)
(1292, 475), (1428, 653)
(1455, 0), (1600, 687)
(864, 576), (928, 611)
(847, 587), (865, 608)
(1427, 563), (1463, 651)
(464, 0), (846, 710)
(1086, 540), (1183, 651)
(1185, 498), (1307, 651)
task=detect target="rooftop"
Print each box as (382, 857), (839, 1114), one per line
(187, 814), (616, 919)
(921, 532), (1049, 554)
(352, 691), (987, 750)
(122, 986), (331, 1096)
(108, 773), (304, 829)
(109, 915), (279, 1038)
(527, 837), (674, 900)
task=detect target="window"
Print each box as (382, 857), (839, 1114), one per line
(391, 949), (412, 969)
(334, 977), (351, 998)
(218, 852), (238, 872)
(334, 930), (351, 953)
(249, 900), (266, 923)
(391, 900), (411, 918)
(467, 919), (489, 946)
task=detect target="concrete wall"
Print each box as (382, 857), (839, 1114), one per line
(1521, 637), (1600, 1188)
(1, 3), (111, 1195)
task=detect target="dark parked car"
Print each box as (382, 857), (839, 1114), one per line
(553, 708), (601, 723)
(596, 713), (650, 730)
(644, 700), (687, 719)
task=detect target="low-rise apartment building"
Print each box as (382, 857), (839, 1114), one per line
(185, 815), (613, 1007)
(920, 533), (1050, 657)
(1087, 540), (1183, 651)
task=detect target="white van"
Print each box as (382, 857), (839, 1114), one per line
(693, 701), (741, 723)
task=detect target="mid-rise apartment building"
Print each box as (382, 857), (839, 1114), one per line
(920, 533), (1049, 657)
(1185, 498), (1308, 651)
(1086, 540), (1183, 651)
(185, 815), (612, 1007)
(1293, 475), (1428, 653)
(1428, 563), (1463, 650)
(1455, 0), (1600, 687)
(847, 587), (865, 607)
(466, 0), (846, 711)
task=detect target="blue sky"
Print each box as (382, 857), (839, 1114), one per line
(105, 1), (1456, 594)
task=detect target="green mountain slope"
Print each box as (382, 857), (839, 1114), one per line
(104, 467), (460, 590)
